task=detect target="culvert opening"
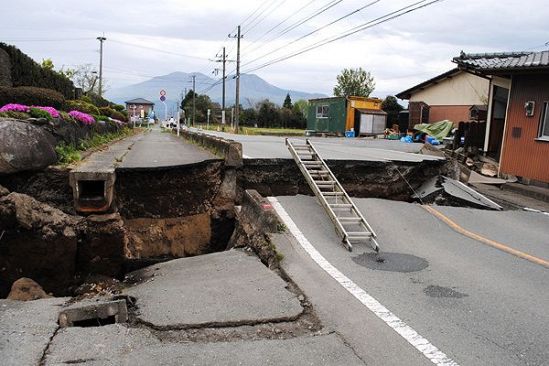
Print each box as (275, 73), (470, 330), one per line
(78, 180), (106, 204)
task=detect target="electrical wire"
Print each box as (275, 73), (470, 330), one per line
(243, 0), (381, 67)
(242, 0), (343, 57)
(242, 0), (281, 35)
(244, 0), (443, 73)
(109, 39), (210, 61)
(242, 0), (316, 52)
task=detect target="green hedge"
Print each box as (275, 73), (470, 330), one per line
(64, 100), (100, 115)
(0, 86), (65, 108)
(0, 43), (75, 98)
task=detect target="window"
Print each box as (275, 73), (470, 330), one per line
(540, 102), (549, 139)
(316, 105), (329, 118)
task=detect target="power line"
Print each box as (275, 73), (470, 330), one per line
(240, 0), (272, 29)
(243, 0), (288, 36)
(243, 0), (343, 57)
(244, 0), (444, 73)
(3, 37), (94, 42)
(109, 39), (211, 61)
(242, 0), (316, 52)
(243, 0), (381, 68)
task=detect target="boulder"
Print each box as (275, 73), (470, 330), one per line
(0, 192), (80, 297)
(7, 277), (51, 301)
(0, 120), (57, 174)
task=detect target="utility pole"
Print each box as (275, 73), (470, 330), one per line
(215, 47), (235, 125)
(192, 75), (196, 127)
(96, 36), (107, 97)
(229, 26), (243, 133)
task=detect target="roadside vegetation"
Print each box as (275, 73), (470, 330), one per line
(55, 127), (135, 165)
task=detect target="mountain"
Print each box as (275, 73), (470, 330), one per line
(105, 71), (326, 116)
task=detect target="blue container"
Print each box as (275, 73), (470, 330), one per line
(345, 130), (355, 138)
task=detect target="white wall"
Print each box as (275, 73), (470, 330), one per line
(409, 72), (490, 106)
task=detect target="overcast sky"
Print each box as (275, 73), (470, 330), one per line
(3, 0), (548, 99)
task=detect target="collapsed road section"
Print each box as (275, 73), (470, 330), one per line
(0, 128), (476, 365)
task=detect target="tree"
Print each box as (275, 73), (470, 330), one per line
(41, 58), (54, 71)
(61, 64), (100, 94)
(333, 67), (375, 97)
(240, 108), (258, 126)
(283, 93), (293, 109)
(382, 95), (404, 126)
(180, 89), (216, 123)
(257, 99), (280, 128)
(293, 99), (308, 118)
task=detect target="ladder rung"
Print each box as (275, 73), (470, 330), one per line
(323, 192), (344, 196)
(330, 204), (352, 208)
(339, 217), (362, 223)
(315, 180), (335, 185)
(293, 144), (309, 148)
(303, 161), (322, 165)
(346, 231), (372, 236)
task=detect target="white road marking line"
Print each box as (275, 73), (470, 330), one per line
(268, 197), (459, 366)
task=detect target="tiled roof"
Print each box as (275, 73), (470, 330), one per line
(453, 51), (549, 72)
(124, 98), (155, 105)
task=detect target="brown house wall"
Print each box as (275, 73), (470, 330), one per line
(500, 74), (549, 183)
(429, 105), (471, 125)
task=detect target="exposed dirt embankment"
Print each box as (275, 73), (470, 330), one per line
(238, 158), (452, 200)
(115, 162), (225, 218)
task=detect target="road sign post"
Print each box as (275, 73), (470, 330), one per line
(160, 90), (167, 122)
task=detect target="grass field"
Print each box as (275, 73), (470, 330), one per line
(196, 124), (305, 136)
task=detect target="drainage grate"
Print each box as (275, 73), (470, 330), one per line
(59, 299), (128, 328)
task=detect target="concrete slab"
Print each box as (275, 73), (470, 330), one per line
(0, 297), (68, 366)
(46, 325), (363, 366)
(120, 129), (218, 168)
(133, 333), (365, 366)
(124, 250), (303, 327)
(191, 129), (442, 163)
(45, 324), (157, 366)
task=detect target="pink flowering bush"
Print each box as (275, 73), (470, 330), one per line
(33, 106), (60, 118)
(0, 103), (30, 113)
(68, 110), (95, 125)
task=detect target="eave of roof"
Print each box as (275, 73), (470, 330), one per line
(124, 98), (155, 105)
(395, 68), (462, 100)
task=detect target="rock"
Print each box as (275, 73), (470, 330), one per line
(0, 192), (80, 297)
(0, 184), (8, 197)
(27, 117), (49, 126)
(0, 120), (57, 174)
(480, 162), (498, 177)
(7, 277), (51, 301)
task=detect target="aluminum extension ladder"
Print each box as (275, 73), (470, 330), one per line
(286, 139), (380, 253)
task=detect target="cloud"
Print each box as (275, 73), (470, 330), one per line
(3, 0), (549, 98)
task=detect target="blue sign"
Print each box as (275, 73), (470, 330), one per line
(160, 95), (166, 102)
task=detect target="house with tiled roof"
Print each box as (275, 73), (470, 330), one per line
(454, 50), (549, 184)
(125, 98), (155, 118)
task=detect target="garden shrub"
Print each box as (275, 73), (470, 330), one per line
(99, 106), (115, 117)
(112, 104), (125, 112)
(64, 100), (100, 115)
(0, 43), (75, 98)
(110, 110), (127, 122)
(29, 107), (52, 120)
(0, 86), (65, 108)
(59, 110), (74, 122)
(0, 111), (30, 119)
